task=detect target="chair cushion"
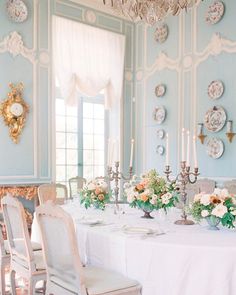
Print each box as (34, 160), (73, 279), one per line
(84, 266), (140, 295)
(50, 266), (140, 295)
(4, 240), (42, 254)
(12, 250), (45, 271)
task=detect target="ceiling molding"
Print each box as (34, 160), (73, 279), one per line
(69, 0), (130, 21)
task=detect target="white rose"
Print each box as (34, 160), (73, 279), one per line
(200, 194), (211, 206)
(100, 181), (108, 190)
(150, 198), (157, 205)
(194, 193), (202, 203)
(231, 210), (236, 216)
(123, 182), (130, 189)
(127, 194), (135, 203)
(87, 182), (96, 191)
(214, 188), (221, 196)
(221, 188), (229, 198)
(212, 204), (228, 218)
(201, 210), (209, 218)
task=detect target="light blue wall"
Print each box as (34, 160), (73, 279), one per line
(135, 1), (236, 183)
(0, 0), (135, 184)
(0, 0), (235, 185)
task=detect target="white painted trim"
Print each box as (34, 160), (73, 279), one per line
(0, 0), (38, 181)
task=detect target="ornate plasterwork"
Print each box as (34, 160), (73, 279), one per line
(196, 33), (236, 65)
(0, 31), (36, 63)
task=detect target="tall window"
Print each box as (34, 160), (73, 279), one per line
(83, 99), (105, 179)
(55, 93), (106, 185)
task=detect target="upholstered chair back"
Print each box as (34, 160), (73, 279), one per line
(38, 184), (57, 205)
(36, 202), (85, 293)
(2, 195), (36, 272)
(68, 177), (86, 198)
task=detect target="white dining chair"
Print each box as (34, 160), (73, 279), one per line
(38, 183), (69, 205)
(36, 202), (142, 295)
(196, 178), (216, 194)
(68, 176), (86, 198)
(224, 179), (236, 194)
(2, 195), (46, 295)
(0, 226), (10, 295)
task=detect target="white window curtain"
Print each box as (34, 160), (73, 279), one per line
(52, 16), (125, 111)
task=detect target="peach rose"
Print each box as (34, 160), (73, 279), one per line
(140, 194), (149, 202)
(98, 194), (105, 201)
(136, 184), (144, 191)
(95, 187), (102, 195)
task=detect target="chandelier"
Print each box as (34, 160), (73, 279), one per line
(103, 0), (202, 25)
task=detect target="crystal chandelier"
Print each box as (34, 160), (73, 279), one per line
(103, 0), (202, 25)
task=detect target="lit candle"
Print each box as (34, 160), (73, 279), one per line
(115, 139), (119, 162)
(130, 139), (134, 167)
(186, 130), (190, 167)
(227, 120), (232, 133)
(193, 135), (198, 168)
(182, 128), (185, 162)
(110, 140), (115, 166)
(107, 138), (111, 167)
(166, 133), (169, 166)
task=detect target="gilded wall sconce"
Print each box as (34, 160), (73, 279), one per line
(0, 83), (29, 143)
(226, 120), (235, 143)
(197, 123), (207, 144)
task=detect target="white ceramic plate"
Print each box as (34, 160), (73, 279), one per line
(156, 145), (165, 155)
(206, 137), (224, 159)
(157, 129), (165, 139)
(155, 84), (166, 97)
(153, 106), (166, 124)
(6, 0), (28, 23)
(154, 23), (168, 44)
(205, 1), (225, 25)
(204, 106), (227, 132)
(79, 218), (103, 225)
(208, 80), (224, 99)
(122, 226), (156, 235)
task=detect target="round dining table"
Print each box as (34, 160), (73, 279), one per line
(31, 202), (236, 295)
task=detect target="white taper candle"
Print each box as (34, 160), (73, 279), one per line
(193, 135), (198, 168)
(166, 133), (169, 166)
(130, 139), (134, 167)
(186, 130), (190, 167)
(182, 128), (185, 161)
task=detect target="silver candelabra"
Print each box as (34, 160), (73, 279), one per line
(164, 161), (199, 225)
(107, 161), (133, 214)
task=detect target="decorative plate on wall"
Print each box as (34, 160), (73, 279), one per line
(155, 84), (166, 97)
(156, 145), (165, 155)
(206, 137), (224, 159)
(153, 106), (166, 124)
(154, 23), (168, 44)
(205, 1), (225, 25)
(157, 129), (165, 139)
(208, 80), (224, 100)
(6, 0), (28, 23)
(204, 106), (227, 132)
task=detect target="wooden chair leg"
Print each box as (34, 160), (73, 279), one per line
(0, 261), (6, 295)
(10, 269), (17, 295)
(28, 278), (37, 295)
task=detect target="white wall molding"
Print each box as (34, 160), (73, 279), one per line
(0, 0), (38, 182)
(195, 33), (236, 66)
(0, 31), (36, 63)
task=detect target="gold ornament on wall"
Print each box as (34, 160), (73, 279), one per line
(0, 83), (29, 143)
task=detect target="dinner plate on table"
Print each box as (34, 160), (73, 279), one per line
(122, 226), (157, 235)
(78, 218), (103, 225)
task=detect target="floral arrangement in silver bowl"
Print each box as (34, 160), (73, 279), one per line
(80, 179), (110, 210)
(188, 189), (236, 230)
(124, 169), (178, 218)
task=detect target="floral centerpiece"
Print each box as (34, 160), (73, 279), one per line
(124, 169), (178, 218)
(188, 188), (236, 230)
(80, 179), (110, 210)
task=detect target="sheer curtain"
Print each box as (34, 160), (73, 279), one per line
(52, 16), (125, 110)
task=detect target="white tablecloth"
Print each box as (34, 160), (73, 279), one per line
(32, 203), (236, 295)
